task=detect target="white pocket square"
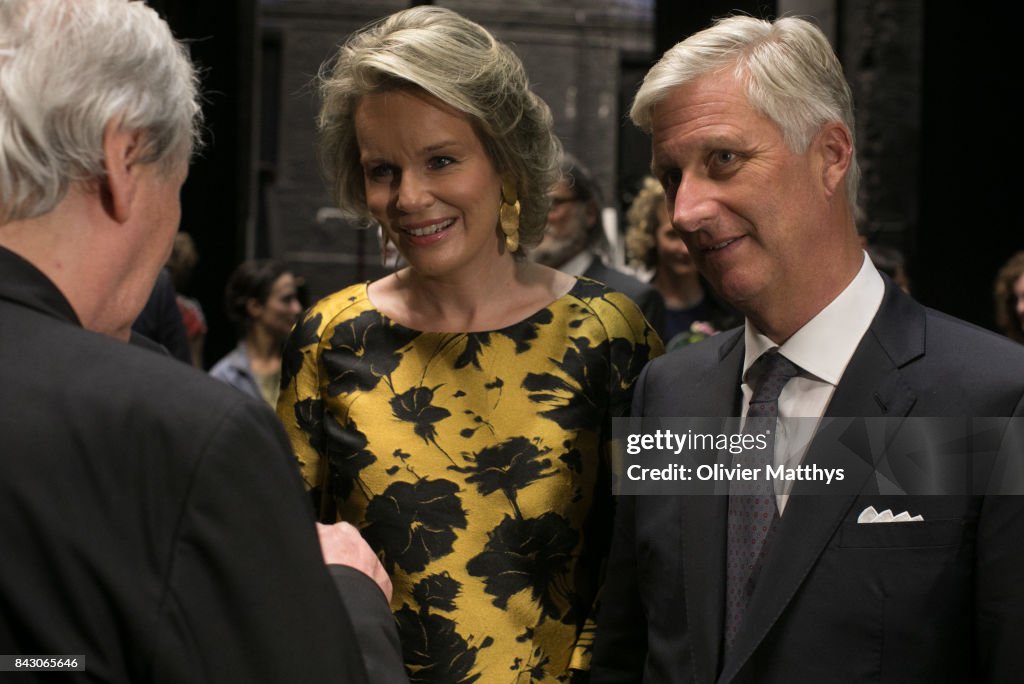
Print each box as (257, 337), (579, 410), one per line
(857, 505), (924, 523)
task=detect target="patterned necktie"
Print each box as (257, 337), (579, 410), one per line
(724, 348), (800, 647)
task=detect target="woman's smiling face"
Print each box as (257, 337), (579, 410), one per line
(355, 89), (505, 280)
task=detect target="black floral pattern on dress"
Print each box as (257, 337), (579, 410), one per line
(323, 413), (376, 500)
(522, 336), (609, 431)
(293, 397), (324, 453)
(363, 478), (467, 574)
(507, 651), (557, 684)
(281, 312), (321, 387)
(323, 310), (417, 395)
(391, 385), (451, 445)
(571, 278), (612, 301)
(395, 605), (487, 684)
(280, 281), (661, 681)
(607, 337), (652, 418)
(454, 334), (487, 370)
(559, 446), (583, 474)
(499, 308), (554, 353)
(413, 573), (462, 612)
(454, 309), (556, 369)
(524, 649), (552, 681)
(450, 436), (555, 519)
(466, 512), (579, 621)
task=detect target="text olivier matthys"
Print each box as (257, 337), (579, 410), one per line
(624, 429), (845, 484)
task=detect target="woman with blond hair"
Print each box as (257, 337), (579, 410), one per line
(276, 7), (661, 682)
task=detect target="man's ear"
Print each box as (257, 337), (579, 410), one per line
(817, 122), (853, 198)
(101, 120), (146, 224)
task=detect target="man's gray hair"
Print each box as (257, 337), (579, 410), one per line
(0, 0), (202, 225)
(631, 15), (859, 204)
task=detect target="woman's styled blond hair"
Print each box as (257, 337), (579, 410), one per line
(317, 6), (561, 255)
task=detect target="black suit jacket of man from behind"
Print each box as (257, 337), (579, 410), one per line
(0, 245), (405, 683)
(592, 280), (1024, 683)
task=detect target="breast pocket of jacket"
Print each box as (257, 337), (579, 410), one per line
(838, 518), (964, 549)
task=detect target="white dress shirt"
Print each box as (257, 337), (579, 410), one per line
(741, 252), (885, 512)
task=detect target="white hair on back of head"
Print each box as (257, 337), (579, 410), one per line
(0, 0), (202, 225)
(631, 15), (859, 206)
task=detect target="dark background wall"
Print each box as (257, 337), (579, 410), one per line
(149, 0), (1023, 365)
(146, 0), (259, 367)
(916, 4), (1020, 328)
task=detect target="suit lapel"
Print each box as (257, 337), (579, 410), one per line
(717, 283), (924, 683)
(677, 329), (743, 684)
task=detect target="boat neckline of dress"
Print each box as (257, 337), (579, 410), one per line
(358, 277), (597, 335)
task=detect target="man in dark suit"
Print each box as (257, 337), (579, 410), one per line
(592, 14), (1024, 684)
(533, 154), (666, 334)
(0, 1), (405, 681)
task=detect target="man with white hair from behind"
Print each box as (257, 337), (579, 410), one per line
(0, 1), (405, 681)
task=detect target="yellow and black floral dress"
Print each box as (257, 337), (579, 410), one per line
(277, 277), (662, 683)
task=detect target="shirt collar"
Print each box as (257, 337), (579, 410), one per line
(743, 252), (885, 385)
(0, 244), (81, 326)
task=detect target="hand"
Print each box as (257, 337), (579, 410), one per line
(316, 521), (392, 602)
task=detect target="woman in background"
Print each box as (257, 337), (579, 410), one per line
(625, 176), (736, 349)
(277, 7), (661, 682)
(210, 259), (302, 406)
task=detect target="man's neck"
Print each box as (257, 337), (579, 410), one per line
(746, 247), (864, 344)
(0, 193), (132, 339)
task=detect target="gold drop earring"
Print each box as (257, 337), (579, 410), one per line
(500, 176), (521, 253)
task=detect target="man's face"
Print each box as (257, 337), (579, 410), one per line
(650, 71), (833, 317)
(532, 178), (591, 268)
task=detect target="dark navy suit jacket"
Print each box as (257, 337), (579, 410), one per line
(592, 280), (1024, 683)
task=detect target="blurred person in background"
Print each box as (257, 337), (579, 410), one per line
(625, 176), (737, 348)
(533, 153), (666, 335)
(277, 7), (661, 681)
(210, 259), (303, 406)
(166, 231), (207, 367)
(994, 251), (1024, 344)
(131, 267), (191, 363)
